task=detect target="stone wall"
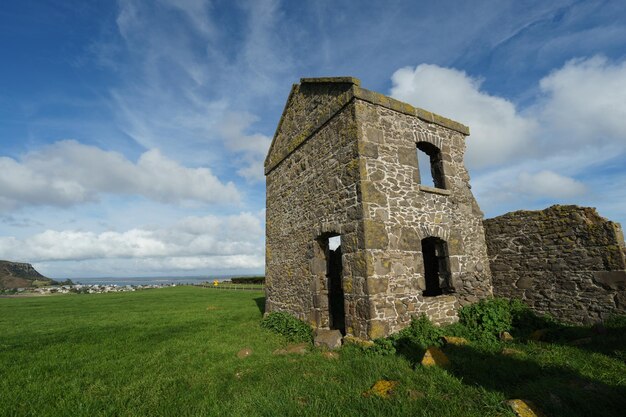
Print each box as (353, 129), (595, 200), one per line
(265, 77), (493, 340)
(265, 93), (371, 337)
(355, 99), (492, 337)
(484, 205), (626, 324)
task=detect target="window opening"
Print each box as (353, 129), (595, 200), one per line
(421, 236), (452, 297)
(416, 142), (445, 189)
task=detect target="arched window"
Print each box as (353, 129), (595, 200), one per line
(416, 142), (446, 189)
(421, 236), (452, 297)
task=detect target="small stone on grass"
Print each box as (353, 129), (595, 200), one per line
(236, 348), (253, 359)
(500, 331), (514, 342)
(501, 347), (524, 356)
(506, 399), (545, 417)
(314, 329), (342, 350)
(362, 380), (399, 399)
(421, 347), (450, 368)
(441, 336), (469, 346)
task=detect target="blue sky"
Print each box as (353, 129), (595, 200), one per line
(1, 0), (625, 278)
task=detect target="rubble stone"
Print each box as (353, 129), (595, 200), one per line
(421, 347), (450, 368)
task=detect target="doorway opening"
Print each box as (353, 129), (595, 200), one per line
(421, 236), (451, 297)
(326, 235), (345, 334)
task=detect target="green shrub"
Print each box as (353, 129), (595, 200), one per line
(509, 298), (558, 334)
(458, 298), (513, 340)
(441, 321), (474, 340)
(391, 314), (445, 353)
(605, 314), (626, 329)
(365, 338), (397, 356)
(260, 312), (312, 343)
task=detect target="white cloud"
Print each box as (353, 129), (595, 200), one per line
(390, 64), (537, 168)
(537, 56), (626, 143)
(33, 254), (264, 279)
(0, 140), (239, 210)
(389, 58), (626, 227)
(0, 212), (264, 265)
(516, 170), (587, 198)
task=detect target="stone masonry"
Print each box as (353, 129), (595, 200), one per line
(264, 77), (492, 340)
(484, 205), (626, 324)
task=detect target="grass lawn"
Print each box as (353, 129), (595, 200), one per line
(1, 286), (624, 416)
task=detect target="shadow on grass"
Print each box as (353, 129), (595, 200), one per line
(533, 324), (626, 362)
(392, 335), (626, 417)
(506, 310), (626, 362)
(443, 343), (626, 417)
(254, 297), (265, 315)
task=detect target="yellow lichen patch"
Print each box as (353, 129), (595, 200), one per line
(368, 321), (386, 340)
(421, 347), (450, 368)
(441, 336), (469, 346)
(343, 277), (353, 293)
(343, 336), (375, 348)
(506, 399), (545, 417)
(362, 380), (399, 399)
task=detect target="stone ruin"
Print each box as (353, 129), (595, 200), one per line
(264, 77), (492, 340)
(484, 205), (626, 324)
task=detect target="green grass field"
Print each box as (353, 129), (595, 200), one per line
(1, 287), (625, 416)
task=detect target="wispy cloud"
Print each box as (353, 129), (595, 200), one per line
(105, 0), (288, 180)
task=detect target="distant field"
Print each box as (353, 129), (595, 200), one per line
(1, 287), (625, 417)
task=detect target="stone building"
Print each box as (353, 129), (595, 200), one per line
(264, 77), (492, 340)
(484, 205), (626, 324)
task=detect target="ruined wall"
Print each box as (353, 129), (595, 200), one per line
(265, 98), (372, 338)
(484, 205), (626, 324)
(355, 99), (493, 337)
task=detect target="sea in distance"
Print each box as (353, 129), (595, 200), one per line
(71, 275), (252, 286)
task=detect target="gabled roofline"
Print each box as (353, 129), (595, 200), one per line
(264, 77), (470, 175)
(264, 83), (298, 169)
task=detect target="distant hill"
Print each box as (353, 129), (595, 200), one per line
(0, 261), (53, 289)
